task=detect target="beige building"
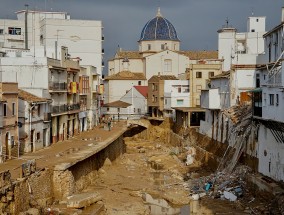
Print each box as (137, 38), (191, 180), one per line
(148, 75), (177, 118)
(0, 83), (18, 162)
(187, 60), (223, 107)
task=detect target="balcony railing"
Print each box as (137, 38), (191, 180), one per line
(52, 103), (80, 114)
(52, 105), (67, 114)
(49, 82), (67, 91)
(67, 103), (80, 111)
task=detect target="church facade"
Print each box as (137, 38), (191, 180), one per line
(105, 8), (222, 123)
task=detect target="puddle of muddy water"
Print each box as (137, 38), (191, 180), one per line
(143, 193), (190, 215)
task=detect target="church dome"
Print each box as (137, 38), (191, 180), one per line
(139, 8), (179, 42)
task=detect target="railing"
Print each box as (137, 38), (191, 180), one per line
(52, 103), (80, 114)
(52, 105), (67, 114)
(49, 82), (67, 91)
(67, 103), (80, 111)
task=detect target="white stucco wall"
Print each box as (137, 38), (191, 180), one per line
(144, 50), (189, 80)
(164, 80), (190, 110)
(0, 57), (49, 97)
(105, 80), (147, 103)
(258, 125), (284, 181)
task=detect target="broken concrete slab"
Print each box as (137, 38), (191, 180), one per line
(67, 192), (102, 208)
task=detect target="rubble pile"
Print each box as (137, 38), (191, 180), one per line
(186, 165), (251, 202)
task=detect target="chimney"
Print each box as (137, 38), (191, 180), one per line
(282, 7), (284, 22)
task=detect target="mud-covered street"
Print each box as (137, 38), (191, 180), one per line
(44, 120), (283, 215)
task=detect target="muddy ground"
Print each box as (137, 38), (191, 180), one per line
(47, 120), (282, 215)
(80, 136), (275, 215)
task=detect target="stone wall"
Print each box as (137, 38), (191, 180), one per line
(0, 168), (53, 214)
(53, 136), (126, 200)
(0, 134), (126, 214)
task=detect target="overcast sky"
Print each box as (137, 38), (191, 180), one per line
(0, 0), (283, 73)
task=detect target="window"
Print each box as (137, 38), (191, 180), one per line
(268, 42), (271, 62)
(164, 59), (172, 73)
(251, 29), (255, 32)
(178, 86), (181, 93)
(196, 85), (202, 92)
(12, 103), (15, 116)
(165, 99), (167, 105)
(154, 96), (157, 102)
(177, 99), (184, 106)
(8, 27), (21, 35)
(152, 83), (155, 91)
(138, 81), (141, 85)
(0, 29), (3, 35)
(152, 95), (155, 102)
(147, 44), (151, 50)
(209, 72), (214, 78)
(133, 108), (136, 112)
(196, 72), (202, 78)
(276, 94), (279, 106)
(107, 107), (109, 111)
(117, 108), (120, 112)
(269, 94), (274, 105)
(138, 108), (141, 113)
(3, 103), (7, 117)
(256, 74), (260, 88)
(161, 44), (165, 50)
(256, 19), (259, 22)
(36, 132), (40, 141)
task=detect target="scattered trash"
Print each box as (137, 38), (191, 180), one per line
(187, 165), (251, 203)
(224, 191), (237, 201)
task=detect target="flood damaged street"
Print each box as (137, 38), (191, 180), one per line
(46, 119), (283, 215)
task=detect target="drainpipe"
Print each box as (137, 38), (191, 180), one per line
(25, 4), (29, 50)
(29, 103), (36, 152)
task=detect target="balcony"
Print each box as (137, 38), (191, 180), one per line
(67, 103), (81, 114)
(52, 105), (67, 114)
(49, 82), (67, 93)
(200, 89), (220, 109)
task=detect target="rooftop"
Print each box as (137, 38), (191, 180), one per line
(105, 71), (146, 80)
(18, 89), (50, 103)
(103, 100), (131, 108)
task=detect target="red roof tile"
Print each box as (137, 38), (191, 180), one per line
(134, 86), (148, 98)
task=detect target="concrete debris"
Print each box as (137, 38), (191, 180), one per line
(67, 192), (102, 208)
(185, 147), (196, 165)
(188, 165), (251, 203)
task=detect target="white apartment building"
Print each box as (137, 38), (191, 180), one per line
(0, 47), (81, 144)
(163, 80), (190, 119)
(0, 8), (104, 126)
(218, 16), (266, 106)
(253, 8), (284, 181)
(18, 89), (51, 153)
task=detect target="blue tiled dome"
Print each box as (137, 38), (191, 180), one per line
(139, 9), (179, 41)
